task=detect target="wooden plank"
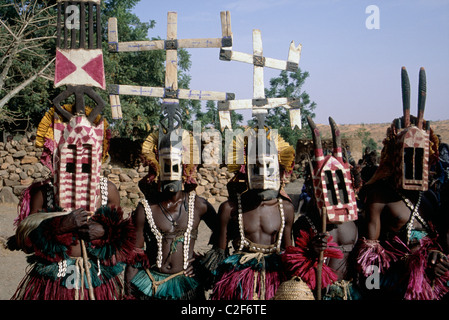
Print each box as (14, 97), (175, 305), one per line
(252, 29), (263, 56)
(287, 41), (302, 63)
(110, 95), (123, 119)
(110, 85), (165, 97)
(220, 11), (229, 37)
(178, 89), (228, 101)
(265, 98), (290, 108)
(165, 12), (177, 91)
(225, 50), (253, 64)
(88, 2), (93, 49)
(113, 37), (226, 51)
(219, 111), (232, 131)
(80, 2), (86, 49)
(289, 108), (302, 130)
(96, 3), (101, 49)
(219, 98), (298, 111)
(178, 38), (222, 48)
(264, 57), (287, 70)
(221, 10), (232, 50)
(167, 12), (177, 40)
(165, 49), (178, 91)
(108, 10), (236, 123)
(218, 99), (253, 111)
(253, 66), (265, 99)
(108, 17), (118, 44)
(116, 40), (164, 52)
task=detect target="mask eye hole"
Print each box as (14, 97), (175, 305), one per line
(173, 164), (179, 173)
(82, 163), (91, 173)
(164, 162), (170, 173)
(266, 161), (275, 176)
(66, 162), (75, 173)
(252, 165), (260, 175)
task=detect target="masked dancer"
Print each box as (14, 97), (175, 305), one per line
(204, 125), (295, 300)
(357, 67), (449, 300)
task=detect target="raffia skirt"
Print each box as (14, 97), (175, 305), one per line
(210, 252), (285, 300)
(11, 257), (125, 300)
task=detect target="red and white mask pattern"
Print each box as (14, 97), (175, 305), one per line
(53, 116), (104, 212)
(308, 117), (358, 224)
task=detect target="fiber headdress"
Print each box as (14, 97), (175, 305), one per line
(367, 67), (439, 190)
(226, 125), (295, 198)
(140, 99), (199, 192)
(141, 129), (199, 189)
(226, 126), (295, 175)
(36, 104), (111, 173)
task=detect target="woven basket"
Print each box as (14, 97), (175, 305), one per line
(274, 277), (315, 300)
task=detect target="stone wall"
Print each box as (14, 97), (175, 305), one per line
(0, 135), (50, 204)
(0, 133), (238, 208)
(0, 133), (297, 208)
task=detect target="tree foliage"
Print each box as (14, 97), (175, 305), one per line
(264, 69), (317, 147)
(0, 0), (200, 139)
(194, 100), (243, 130)
(101, 0), (199, 138)
(0, 0), (58, 132)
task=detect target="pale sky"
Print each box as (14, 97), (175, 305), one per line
(131, 0), (449, 125)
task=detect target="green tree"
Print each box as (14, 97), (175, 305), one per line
(263, 69), (317, 147)
(101, 0), (198, 138)
(0, 0), (200, 139)
(0, 0), (57, 132)
(355, 126), (378, 152)
(194, 100), (243, 130)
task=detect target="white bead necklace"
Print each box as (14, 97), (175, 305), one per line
(142, 192), (196, 270)
(397, 191), (429, 245)
(183, 192), (196, 270)
(100, 177), (108, 207)
(237, 193), (285, 253)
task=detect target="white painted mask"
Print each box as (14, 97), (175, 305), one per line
(247, 149), (280, 191)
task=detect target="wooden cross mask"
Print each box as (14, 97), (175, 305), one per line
(217, 29), (302, 131)
(50, 0), (107, 211)
(107, 11), (235, 120)
(53, 0), (106, 123)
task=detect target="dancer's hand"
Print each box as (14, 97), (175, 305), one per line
(79, 220), (105, 241)
(310, 232), (329, 256)
(429, 250), (449, 278)
(184, 257), (196, 277)
(58, 208), (90, 234)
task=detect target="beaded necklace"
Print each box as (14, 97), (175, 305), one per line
(142, 192), (196, 270)
(237, 193), (285, 253)
(100, 177), (108, 207)
(397, 191), (429, 245)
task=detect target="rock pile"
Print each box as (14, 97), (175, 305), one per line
(0, 134), (259, 208)
(0, 133), (297, 208)
(0, 136), (49, 204)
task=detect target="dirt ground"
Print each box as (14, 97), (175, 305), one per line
(0, 179), (303, 300)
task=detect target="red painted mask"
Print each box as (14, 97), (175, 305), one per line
(307, 117), (358, 223)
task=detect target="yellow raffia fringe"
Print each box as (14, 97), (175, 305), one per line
(141, 130), (199, 182)
(36, 104), (110, 163)
(227, 126), (295, 174)
(141, 131), (160, 178)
